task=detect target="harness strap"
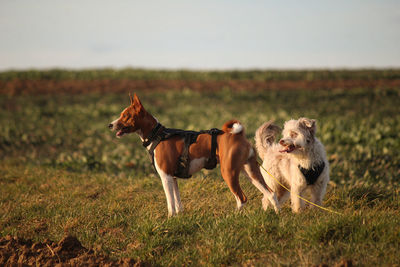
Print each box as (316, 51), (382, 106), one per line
(298, 161), (325, 185)
(204, 128), (223, 170)
(142, 123), (223, 179)
(143, 123), (165, 170)
(174, 132), (199, 178)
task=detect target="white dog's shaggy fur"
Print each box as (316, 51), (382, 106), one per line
(255, 118), (329, 213)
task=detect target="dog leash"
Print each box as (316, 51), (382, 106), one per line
(257, 159), (343, 215)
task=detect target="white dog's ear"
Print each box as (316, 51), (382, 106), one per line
(299, 118), (316, 135)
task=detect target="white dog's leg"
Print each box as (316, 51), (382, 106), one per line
(172, 178), (183, 213)
(159, 172), (176, 217)
(310, 176), (328, 208)
(154, 156), (176, 217)
(291, 188), (305, 213)
(310, 190), (322, 208)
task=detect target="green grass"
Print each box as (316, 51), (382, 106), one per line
(1, 68), (400, 81)
(1, 87), (400, 266)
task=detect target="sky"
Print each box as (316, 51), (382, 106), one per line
(0, 0), (399, 71)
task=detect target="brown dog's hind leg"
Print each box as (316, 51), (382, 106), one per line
(244, 156), (273, 192)
(243, 155), (280, 212)
(220, 166), (247, 210)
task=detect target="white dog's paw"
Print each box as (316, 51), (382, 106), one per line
(262, 196), (271, 210)
(271, 194), (280, 213)
(262, 194), (280, 213)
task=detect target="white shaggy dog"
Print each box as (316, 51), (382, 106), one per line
(255, 118), (329, 213)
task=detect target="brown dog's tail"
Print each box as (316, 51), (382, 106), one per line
(222, 119), (244, 135)
(255, 121), (281, 160)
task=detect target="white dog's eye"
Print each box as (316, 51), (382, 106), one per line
(290, 131), (298, 138)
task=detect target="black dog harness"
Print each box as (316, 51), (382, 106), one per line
(298, 162), (325, 185)
(142, 123), (224, 179)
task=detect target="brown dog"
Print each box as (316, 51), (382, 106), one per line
(109, 94), (279, 216)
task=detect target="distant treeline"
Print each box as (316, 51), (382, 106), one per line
(1, 68), (400, 81)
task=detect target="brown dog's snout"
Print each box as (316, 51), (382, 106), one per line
(279, 139), (286, 146)
(108, 123), (113, 129)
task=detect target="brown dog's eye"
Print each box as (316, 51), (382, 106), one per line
(290, 131), (298, 138)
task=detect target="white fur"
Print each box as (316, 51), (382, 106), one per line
(109, 118), (119, 131)
(255, 118), (329, 213)
(172, 178), (183, 213)
(189, 157), (206, 175)
(154, 151), (183, 216)
(235, 195), (244, 209)
(231, 123), (243, 134)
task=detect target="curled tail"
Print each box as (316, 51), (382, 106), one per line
(222, 119), (244, 135)
(255, 121), (281, 160)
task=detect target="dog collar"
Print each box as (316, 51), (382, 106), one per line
(142, 123), (164, 148)
(298, 161), (325, 185)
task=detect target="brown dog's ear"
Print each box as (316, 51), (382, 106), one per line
(129, 92), (134, 105)
(131, 93), (146, 115)
(133, 93), (142, 107)
(299, 118), (316, 135)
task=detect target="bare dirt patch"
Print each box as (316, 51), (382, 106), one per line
(0, 235), (142, 266)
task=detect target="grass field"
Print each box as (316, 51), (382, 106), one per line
(2, 68), (400, 81)
(1, 71), (400, 266)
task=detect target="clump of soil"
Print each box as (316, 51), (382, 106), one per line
(0, 235), (141, 266)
